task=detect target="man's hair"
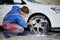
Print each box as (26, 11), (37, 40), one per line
(21, 6), (29, 14)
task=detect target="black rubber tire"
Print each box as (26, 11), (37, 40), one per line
(28, 14), (51, 35)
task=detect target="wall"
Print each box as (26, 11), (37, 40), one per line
(35, 0), (60, 5)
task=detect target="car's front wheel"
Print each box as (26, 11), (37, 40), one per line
(28, 14), (51, 35)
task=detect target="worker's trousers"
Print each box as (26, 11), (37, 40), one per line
(2, 21), (24, 34)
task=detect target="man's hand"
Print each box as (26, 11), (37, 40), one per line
(29, 20), (33, 26)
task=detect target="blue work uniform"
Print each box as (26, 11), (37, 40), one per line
(2, 6), (30, 34)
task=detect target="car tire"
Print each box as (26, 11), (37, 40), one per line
(28, 14), (51, 35)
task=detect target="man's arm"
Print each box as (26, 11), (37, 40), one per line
(16, 16), (30, 27)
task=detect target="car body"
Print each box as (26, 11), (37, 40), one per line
(0, 0), (60, 34)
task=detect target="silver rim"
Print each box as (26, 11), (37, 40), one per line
(30, 15), (49, 34)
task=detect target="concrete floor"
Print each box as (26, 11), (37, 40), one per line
(0, 32), (60, 40)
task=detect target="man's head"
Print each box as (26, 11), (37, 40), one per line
(21, 6), (29, 15)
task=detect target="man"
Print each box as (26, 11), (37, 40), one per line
(2, 6), (33, 38)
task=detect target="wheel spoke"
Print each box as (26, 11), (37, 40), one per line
(30, 27), (37, 34)
(32, 28), (37, 34)
(37, 27), (40, 34)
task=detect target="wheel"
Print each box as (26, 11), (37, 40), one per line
(28, 14), (51, 35)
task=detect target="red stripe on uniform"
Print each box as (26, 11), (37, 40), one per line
(2, 24), (7, 28)
(9, 26), (18, 30)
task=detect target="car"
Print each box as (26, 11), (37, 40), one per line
(0, 0), (60, 34)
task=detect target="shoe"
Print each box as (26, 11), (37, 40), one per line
(2, 32), (11, 38)
(17, 32), (27, 36)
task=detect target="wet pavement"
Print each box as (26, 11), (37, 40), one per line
(0, 32), (60, 40)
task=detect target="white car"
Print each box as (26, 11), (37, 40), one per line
(0, 0), (60, 34)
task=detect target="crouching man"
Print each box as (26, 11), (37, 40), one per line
(2, 6), (33, 38)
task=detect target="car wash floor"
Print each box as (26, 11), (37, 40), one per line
(0, 31), (60, 40)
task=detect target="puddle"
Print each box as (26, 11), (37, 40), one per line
(33, 34), (43, 36)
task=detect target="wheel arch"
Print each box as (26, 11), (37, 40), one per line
(28, 13), (51, 28)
